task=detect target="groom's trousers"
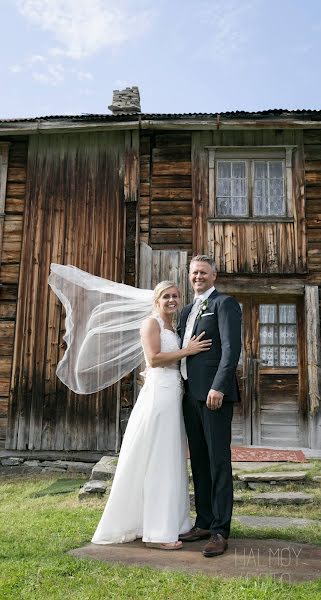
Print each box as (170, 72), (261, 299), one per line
(183, 382), (234, 539)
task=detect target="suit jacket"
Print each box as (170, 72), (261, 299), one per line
(178, 290), (242, 403)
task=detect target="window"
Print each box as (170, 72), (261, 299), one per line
(216, 161), (247, 216)
(253, 161), (285, 216)
(259, 304), (297, 367)
(208, 147), (295, 220)
(0, 143), (9, 218)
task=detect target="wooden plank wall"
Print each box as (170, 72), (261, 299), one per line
(5, 131), (136, 451)
(139, 132), (192, 250)
(304, 130), (321, 278)
(0, 139), (27, 448)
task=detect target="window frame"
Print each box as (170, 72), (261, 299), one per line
(258, 303), (298, 368)
(207, 146), (296, 222)
(0, 143), (10, 219)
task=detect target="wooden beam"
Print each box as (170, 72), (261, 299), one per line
(305, 285), (321, 415)
(2, 117), (321, 135)
(216, 278), (305, 295)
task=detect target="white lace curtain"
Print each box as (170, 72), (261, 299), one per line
(259, 304), (297, 367)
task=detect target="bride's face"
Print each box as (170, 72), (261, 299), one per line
(157, 287), (179, 315)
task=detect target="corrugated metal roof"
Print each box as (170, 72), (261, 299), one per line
(1, 109), (321, 124)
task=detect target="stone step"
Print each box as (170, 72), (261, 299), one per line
(232, 515), (318, 528)
(234, 492), (314, 505)
(90, 456), (117, 481)
(237, 471), (307, 483)
(232, 461), (312, 472)
(79, 480), (108, 500)
(1, 457), (24, 466)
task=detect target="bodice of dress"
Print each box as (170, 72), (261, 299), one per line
(142, 314), (180, 374)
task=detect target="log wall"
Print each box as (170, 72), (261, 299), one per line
(139, 132), (192, 250)
(0, 139), (27, 448)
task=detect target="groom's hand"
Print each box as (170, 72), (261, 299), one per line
(206, 389), (224, 410)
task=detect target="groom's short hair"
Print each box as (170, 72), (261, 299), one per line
(190, 255), (217, 273)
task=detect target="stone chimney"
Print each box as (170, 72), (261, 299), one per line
(108, 86), (141, 114)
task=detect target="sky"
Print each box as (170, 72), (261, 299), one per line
(1, 0), (321, 119)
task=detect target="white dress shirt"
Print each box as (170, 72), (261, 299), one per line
(180, 286), (215, 380)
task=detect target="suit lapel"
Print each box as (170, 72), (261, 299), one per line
(180, 303), (193, 340)
(191, 289), (219, 336)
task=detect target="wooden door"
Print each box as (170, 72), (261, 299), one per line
(136, 243), (189, 399)
(232, 297), (307, 447)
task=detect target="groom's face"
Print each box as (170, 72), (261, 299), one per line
(189, 261), (217, 295)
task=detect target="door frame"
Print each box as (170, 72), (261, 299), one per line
(235, 294), (307, 447)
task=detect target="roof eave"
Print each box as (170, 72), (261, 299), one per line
(1, 114), (321, 135)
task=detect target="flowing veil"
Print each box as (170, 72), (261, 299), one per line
(48, 264), (154, 395)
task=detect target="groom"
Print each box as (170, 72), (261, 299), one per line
(178, 255), (241, 557)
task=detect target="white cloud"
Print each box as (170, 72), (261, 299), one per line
(17, 0), (155, 59)
(73, 70), (94, 81)
(9, 64), (23, 73)
(9, 53), (94, 87)
(32, 63), (65, 86)
(29, 53), (46, 63)
(197, 0), (256, 62)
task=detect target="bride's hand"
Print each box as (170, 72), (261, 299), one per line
(186, 332), (212, 355)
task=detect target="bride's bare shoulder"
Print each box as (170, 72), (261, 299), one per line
(140, 316), (161, 336)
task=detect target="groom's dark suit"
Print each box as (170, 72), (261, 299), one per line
(178, 290), (241, 539)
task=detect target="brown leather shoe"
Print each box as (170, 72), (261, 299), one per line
(202, 533), (228, 557)
(179, 526), (211, 542)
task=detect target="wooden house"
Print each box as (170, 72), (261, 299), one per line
(0, 88), (320, 457)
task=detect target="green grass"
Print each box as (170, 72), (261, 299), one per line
(1, 474), (321, 599)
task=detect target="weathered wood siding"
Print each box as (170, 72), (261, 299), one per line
(139, 133), (192, 250)
(0, 140), (27, 448)
(304, 130), (321, 276)
(6, 131), (138, 451)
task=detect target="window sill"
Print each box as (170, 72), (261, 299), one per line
(260, 368), (298, 375)
(208, 217), (294, 223)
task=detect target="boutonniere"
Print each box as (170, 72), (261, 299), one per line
(196, 299), (208, 320)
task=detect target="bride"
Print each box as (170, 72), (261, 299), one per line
(91, 280), (211, 550)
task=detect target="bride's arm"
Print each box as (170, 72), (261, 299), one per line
(140, 318), (212, 368)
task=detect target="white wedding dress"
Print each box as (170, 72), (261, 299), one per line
(91, 315), (191, 545)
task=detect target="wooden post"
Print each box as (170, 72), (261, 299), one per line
(305, 286), (321, 418)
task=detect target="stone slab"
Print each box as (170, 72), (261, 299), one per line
(1, 458), (24, 466)
(42, 467), (67, 473)
(66, 462), (95, 474)
(252, 492), (313, 505)
(69, 538), (321, 582)
(238, 471), (307, 482)
(233, 462), (295, 472)
(232, 462), (313, 473)
(233, 516), (317, 528)
(41, 461), (68, 469)
(90, 457), (117, 481)
(79, 480), (107, 499)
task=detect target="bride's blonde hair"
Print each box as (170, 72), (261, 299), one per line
(153, 280), (179, 311)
